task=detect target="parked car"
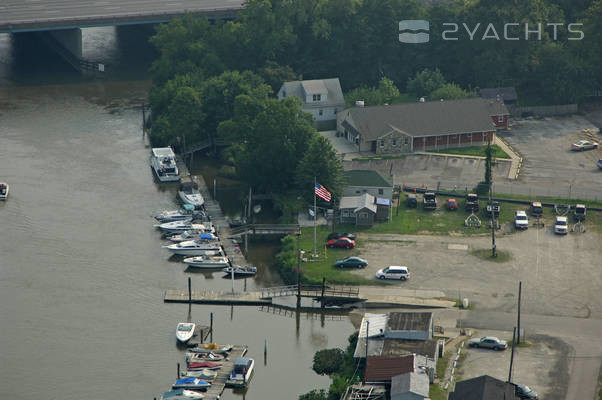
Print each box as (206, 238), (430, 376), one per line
(423, 192), (437, 210)
(406, 193), (418, 208)
(574, 204), (586, 221)
(447, 198), (458, 210)
(334, 256), (367, 268)
(513, 384), (538, 399)
(468, 336), (508, 350)
(598, 158), (602, 169)
(327, 237), (355, 249)
(327, 232), (356, 241)
(554, 216), (568, 235)
(465, 193), (479, 212)
(375, 266), (410, 280)
(531, 202), (543, 217)
(515, 210), (529, 230)
(571, 140), (598, 151)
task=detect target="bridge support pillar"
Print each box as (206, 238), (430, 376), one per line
(49, 28), (82, 59)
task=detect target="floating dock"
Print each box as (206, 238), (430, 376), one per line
(201, 345), (248, 400)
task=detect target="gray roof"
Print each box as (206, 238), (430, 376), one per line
(301, 80), (327, 94)
(344, 98), (508, 141)
(479, 87), (518, 102)
(449, 375), (519, 400)
(391, 369), (430, 398)
(387, 312), (432, 332)
(339, 193), (377, 213)
(278, 78), (345, 109)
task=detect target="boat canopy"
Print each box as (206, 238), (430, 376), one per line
(183, 204), (195, 211)
(199, 233), (215, 240)
(233, 357), (252, 373)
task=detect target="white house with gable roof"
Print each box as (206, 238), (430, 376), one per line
(277, 78), (345, 130)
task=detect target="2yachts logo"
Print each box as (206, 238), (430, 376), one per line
(399, 21), (584, 43)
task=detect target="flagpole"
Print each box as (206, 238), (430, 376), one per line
(314, 176), (317, 257)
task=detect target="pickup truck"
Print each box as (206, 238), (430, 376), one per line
(423, 192), (437, 210)
(465, 193), (479, 212)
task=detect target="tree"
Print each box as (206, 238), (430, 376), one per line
(484, 139), (492, 187)
(312, 348), (345, 375)
(430, 83), (473, 100)
(378, 77), (400, 103)
(406, 68), (447, 98)
(258, 61), (298, 92)
(221, 96), (316, 192)
(167, 86), (206, 146)
(296, 135), (344, 202)
(299, 390), (328, 400)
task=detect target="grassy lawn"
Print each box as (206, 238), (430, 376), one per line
(429, 384), (448, 400)
(430, 144), (511, 159)
(471, 249), (511, 263)
(359, 196), (525, 236)
(297, 226), (376, 285)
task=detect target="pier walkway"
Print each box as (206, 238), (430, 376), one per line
(178, 160), (247, 268)
(203, 345), (247, 400)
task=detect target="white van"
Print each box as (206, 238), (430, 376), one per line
(375, 266), (410, 281)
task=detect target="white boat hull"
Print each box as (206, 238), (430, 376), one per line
(227, 359), (254, 388)
(184, 256), (230, 269)
(176, 323), (196, 343)
(179, 192), (205, 208)
(0, 183), (8, 200)
(168, 247), (223, 256)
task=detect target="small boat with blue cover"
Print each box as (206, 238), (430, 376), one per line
(172, 377), (211, 390)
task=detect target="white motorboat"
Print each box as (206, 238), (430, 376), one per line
(226, 357), (254, 388)
(164, 241), (223, 256)
(222, 266), (257, 277)
(155, 205), (205, 223)
(176, 322), (196, 343)
(179, 182), (204, 208)
(0, 182), (8, 200)
(156, 220), (215, 234)
(181, 369), (218, 380)
(183, 255), (230, 269)
(161, 389), (205, 400)
(151, 147), (181, 182)
(168, 230), (205, 243)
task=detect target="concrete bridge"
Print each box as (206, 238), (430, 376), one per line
(0, 0), (244, 72)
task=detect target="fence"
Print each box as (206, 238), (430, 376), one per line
(398, 182), (602, 208)
(508, 104), (578, 117)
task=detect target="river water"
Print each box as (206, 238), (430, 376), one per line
(0, 27), (353, 400)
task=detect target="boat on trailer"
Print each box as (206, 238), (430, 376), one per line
(226, 357), (254, 388)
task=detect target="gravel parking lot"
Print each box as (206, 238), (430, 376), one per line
(458, 331), (569, 400)
(500, 116), (602, 199)
(350, 228), (602, 319)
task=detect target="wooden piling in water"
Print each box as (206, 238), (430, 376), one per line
(188, 277), (191, 303)
(210, 312), (214, 343)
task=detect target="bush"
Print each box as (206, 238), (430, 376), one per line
(474, 181), (490, 196)
(313, 348), (345, 375)
(299, 389), (328, 400)
(274, 235), (298, 284)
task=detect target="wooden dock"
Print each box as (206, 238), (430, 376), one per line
(201, 344), (248, 400)
(185, 325), (211, 347)
(177, 160), (247, 268)
(165, 289), (270, 305)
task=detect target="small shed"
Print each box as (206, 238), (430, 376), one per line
(339, 193), (377, 226)
(375, 197), (391, 221)
(390, 369), (430, 400)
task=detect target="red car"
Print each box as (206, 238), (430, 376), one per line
(327, 237), (356, 249)
(447, 198), (458, 210)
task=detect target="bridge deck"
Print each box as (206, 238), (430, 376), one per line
(0, 0), (244, 33)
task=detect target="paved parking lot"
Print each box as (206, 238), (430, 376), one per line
(347, 154), (510, 189)
(458, 331), (569, 400)
(350, 227), (602, 319)
(500, 116), (602, 199)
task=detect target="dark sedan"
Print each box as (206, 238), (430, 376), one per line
(327, 232), (356, 241)
(327, 237), (355, 249)
(334, 256), (367, 268)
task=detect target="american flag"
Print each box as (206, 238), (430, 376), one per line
(315, 182), (331, 202)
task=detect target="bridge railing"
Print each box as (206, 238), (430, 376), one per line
(260, 284), (360, 299)
(229, 224), (300, 236)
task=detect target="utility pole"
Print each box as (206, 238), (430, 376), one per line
(365, 319), (370, 376)
(296, 233), (301, 309)
(508, 327), (516, 382)
(313, 176), (317, 257)
(517, 281), (522, 344)
(488, 137), (497, 258)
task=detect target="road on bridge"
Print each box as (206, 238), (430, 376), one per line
(0, 0), (244, 33)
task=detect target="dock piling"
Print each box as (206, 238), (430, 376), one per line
(210, 312), (214, 343)
(188, 277), (192, 303)
(177, 362), (180, 378)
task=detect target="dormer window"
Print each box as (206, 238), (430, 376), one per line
(313, 94), (321, 102)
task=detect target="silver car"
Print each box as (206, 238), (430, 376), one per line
(468, 336), (508, 350)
